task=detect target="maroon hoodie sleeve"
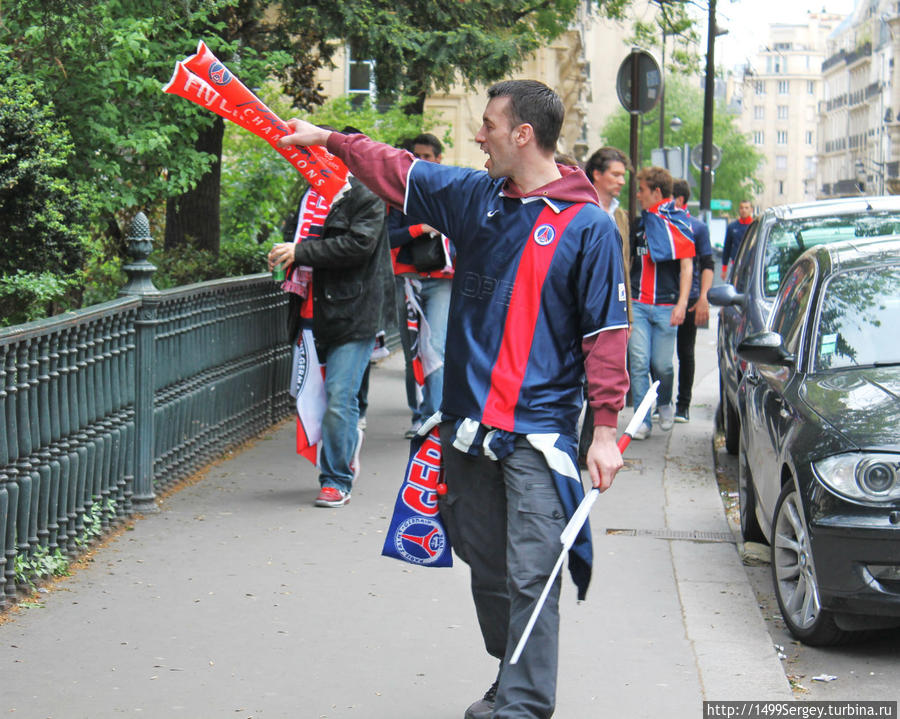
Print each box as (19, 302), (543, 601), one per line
(582, 328), (629, 428)
(326, 133), (413, 208)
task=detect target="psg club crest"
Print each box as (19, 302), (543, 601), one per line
(392, 516), (448, 565)
(207, 61), (232, 86)
(533, 224), (556, 246)
(382, 425), (453, 567)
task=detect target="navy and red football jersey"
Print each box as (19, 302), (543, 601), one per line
(403, 161), (628, 436)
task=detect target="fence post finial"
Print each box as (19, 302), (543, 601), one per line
(120, 212), (159, 297)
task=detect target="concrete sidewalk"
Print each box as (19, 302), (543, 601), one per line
(0, 327), (792, 718)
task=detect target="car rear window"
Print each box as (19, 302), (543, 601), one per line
(763, 212), (900, 296)
(815, 263), (900, 371)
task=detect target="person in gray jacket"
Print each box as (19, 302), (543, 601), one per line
(269, 175), (391, 507)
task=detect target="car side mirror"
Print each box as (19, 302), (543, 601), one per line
(737, 331), (795, 367)
(708, 284), (746, 308)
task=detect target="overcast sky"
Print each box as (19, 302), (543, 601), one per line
(711, 0), (857, 68)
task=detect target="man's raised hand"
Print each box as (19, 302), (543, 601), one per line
(277, 119), (332, 149)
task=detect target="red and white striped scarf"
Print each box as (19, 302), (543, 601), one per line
(281, 188), (333, 299)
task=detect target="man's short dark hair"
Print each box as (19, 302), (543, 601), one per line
(487, 80), (564, 153)
(636, 166), (673, 198)
(412, 132), (442, 157)
(672, 179), (690, 203)
(584, 147), (632, 183)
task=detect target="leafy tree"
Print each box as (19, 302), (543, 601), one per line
(0, 47), (89, 324)
(600, 75), (763, 214)
(0, 0), (333, 255)
(630, 0), (702, 76)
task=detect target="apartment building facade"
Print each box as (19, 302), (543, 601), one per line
(734, 14), (844, 210)
(818, 0), (900, 198)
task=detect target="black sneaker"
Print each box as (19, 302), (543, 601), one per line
(674, 406), (690, 423)
(464, 678), (498, 719)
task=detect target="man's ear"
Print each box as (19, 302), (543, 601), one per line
(513, 123), (534, 147)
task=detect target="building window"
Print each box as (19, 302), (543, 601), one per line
(776, 155), (788, 169)
(777, 105), (789, 120)
(754, 106), (765, 120)
(807, 80), (815, 95)
(754, 131), (765, 145)
(778, 180), (785, 194)
(806, 131), (813, 145)
(777, 130), (788, 145)
(778, 80), (789, 94)
(347, 48), (375, 108)
(755, 80), (766, 95)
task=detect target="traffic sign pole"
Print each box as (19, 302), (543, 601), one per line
(700, 0), (717, 226)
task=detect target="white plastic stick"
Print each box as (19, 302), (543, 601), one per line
(509, 381), (659, 665)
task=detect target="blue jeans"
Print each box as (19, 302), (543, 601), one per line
(397, 276), (452, 423)
(628, 301), (677, 427)
(318, 338), (372, 494)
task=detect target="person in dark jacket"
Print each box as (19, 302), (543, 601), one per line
(269, 176), (391, 507)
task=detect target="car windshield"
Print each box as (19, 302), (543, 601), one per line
(763, 212), (900, 296)
(815, 263), (900, 371)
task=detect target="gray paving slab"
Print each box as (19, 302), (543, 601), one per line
(0, 323), (793, 718)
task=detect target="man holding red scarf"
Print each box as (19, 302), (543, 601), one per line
(277, 80), (629, 719)
(721, 200), (754, 279)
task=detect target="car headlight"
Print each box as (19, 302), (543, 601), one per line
(813, 453), (900, 502)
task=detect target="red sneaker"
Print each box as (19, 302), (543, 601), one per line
(315, 486), (350, 508)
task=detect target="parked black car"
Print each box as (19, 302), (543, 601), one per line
(709, 196), (900, 455)
(735, 236), (900, 645)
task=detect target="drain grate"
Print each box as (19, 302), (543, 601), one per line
(605, 528), (735, 543)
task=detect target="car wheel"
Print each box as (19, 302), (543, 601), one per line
(771, 482), (850, 646)
(737, 436), (765, 543)
(722, 391), (739, 456)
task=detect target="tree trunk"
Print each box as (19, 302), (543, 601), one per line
(164, 117), (224, 253)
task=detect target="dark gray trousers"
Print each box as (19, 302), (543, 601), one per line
(438, 423), (567, 719)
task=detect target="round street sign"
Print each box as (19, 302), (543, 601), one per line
(691, 143), (722, 171)
(616, 50), (663, 115)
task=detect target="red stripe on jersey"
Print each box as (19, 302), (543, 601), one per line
(481, 203), (583, 430)
(637, 254), (657, 304)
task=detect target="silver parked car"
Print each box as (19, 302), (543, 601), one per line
(709, 196), (900, 456)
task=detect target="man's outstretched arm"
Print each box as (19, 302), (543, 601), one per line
(278, 119), (413, 208)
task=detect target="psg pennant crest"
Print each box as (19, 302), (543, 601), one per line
(382, 425), (453, 567)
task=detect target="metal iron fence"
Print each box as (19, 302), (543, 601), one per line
(0, 213), (291, 609)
